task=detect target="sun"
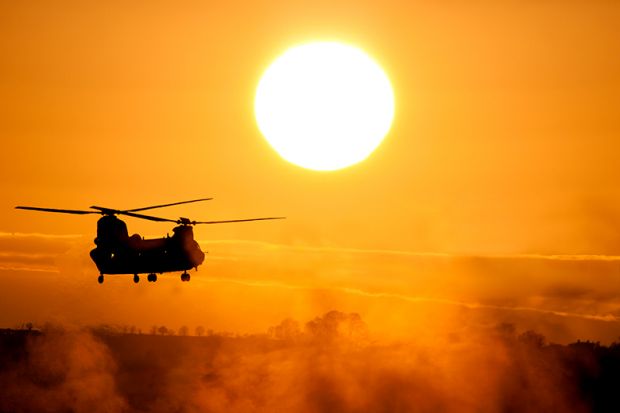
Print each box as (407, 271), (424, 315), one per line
(255, 42), (395, 171)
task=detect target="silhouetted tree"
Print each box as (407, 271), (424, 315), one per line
(519, 330), (546, 348)
(268, 318), (301, 342)
(195, 326), (205, 337)
(305, 311), (368, 344)
(157, 326), (168, 336)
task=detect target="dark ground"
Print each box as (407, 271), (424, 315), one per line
(1, 314), (620, 413)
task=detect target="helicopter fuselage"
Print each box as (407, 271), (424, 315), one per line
(89, 215), (205, 276)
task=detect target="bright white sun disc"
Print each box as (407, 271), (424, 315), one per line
(255, 42), (394, 171)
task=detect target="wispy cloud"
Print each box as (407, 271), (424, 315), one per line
(0, 232), (83, 273)
(0, 232), (83, 240)
(201, 239), (620, 262)
(1, 234), (618, 332)
(192, 275), (620, 323)
(0, 266), (59, 273)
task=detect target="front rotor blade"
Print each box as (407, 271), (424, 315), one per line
(194, 217), (286, 225)
(90, 206), (179, 223)
(118, 210), (178, 223)
(16, 206), (99, 215)
(124, 198), (213, 213)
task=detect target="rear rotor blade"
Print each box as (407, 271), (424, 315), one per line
(15, 206), (99, 215)
(124, 198), (213, 213)
(193, 217), (286, 225)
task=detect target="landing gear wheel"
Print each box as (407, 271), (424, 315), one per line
(181, 273), (190, 282)
(133, 274), (140, 283)
(98, 275), (104, 284)
(147, 273), (157, 282)
(153, 274), (158, 282)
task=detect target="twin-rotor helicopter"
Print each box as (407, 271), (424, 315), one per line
(16, 198), (284, 284)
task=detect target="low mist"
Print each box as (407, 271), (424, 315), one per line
(2, 311), (618, 413)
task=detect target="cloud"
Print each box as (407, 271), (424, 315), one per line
(0, 234), (618, 343)
(0, 252), (56, 266)
(0, 266), (59, 274)
(199, 239), (620, 323)
(0, 232), (82, 254)
(192, 275), (620, 323)
(0, 232), (84, 273)
(201, 238), (620, 262)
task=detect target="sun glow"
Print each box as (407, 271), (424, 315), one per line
(255, 42), (395, 171)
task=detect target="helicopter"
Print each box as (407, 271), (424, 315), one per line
(15, 199), (284, 284)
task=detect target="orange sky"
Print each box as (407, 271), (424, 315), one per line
(1, 0), (620, 343)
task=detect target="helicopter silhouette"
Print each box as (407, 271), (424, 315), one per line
(16, 199), (284, 284)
